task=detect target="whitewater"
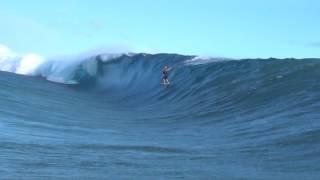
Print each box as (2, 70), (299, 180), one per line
(0, 45), (320, 179)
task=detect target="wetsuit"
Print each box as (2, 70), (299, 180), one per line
(162, 69), (169, 80)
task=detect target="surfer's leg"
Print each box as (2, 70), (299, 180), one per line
(164, 75), (168, 83)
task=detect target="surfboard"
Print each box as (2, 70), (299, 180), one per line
(161, 82), (171, 87)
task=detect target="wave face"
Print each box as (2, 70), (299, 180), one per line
(0, 53), (320, 179)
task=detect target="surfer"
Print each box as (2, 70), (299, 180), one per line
(162, 65), (172, 85)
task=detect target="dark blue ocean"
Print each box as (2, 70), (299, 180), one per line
(0, 53), (320, 179)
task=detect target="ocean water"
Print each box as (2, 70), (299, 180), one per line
(0, 53), (320, 179)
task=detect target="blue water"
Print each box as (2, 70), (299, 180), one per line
(0, 54), (320, 179)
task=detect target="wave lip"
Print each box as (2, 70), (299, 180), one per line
(184, 56), (234, 65)
(0, 44), (136, 84)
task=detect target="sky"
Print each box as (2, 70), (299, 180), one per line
(0, 0), (320, 58)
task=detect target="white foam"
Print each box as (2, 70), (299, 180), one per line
(184, 56), (232, 65)
(0, 44), (45, 75)
(16, 53), (45, 75)
(0, 44), (137, 85)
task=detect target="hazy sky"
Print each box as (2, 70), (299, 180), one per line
(0, 0), (319, 58)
